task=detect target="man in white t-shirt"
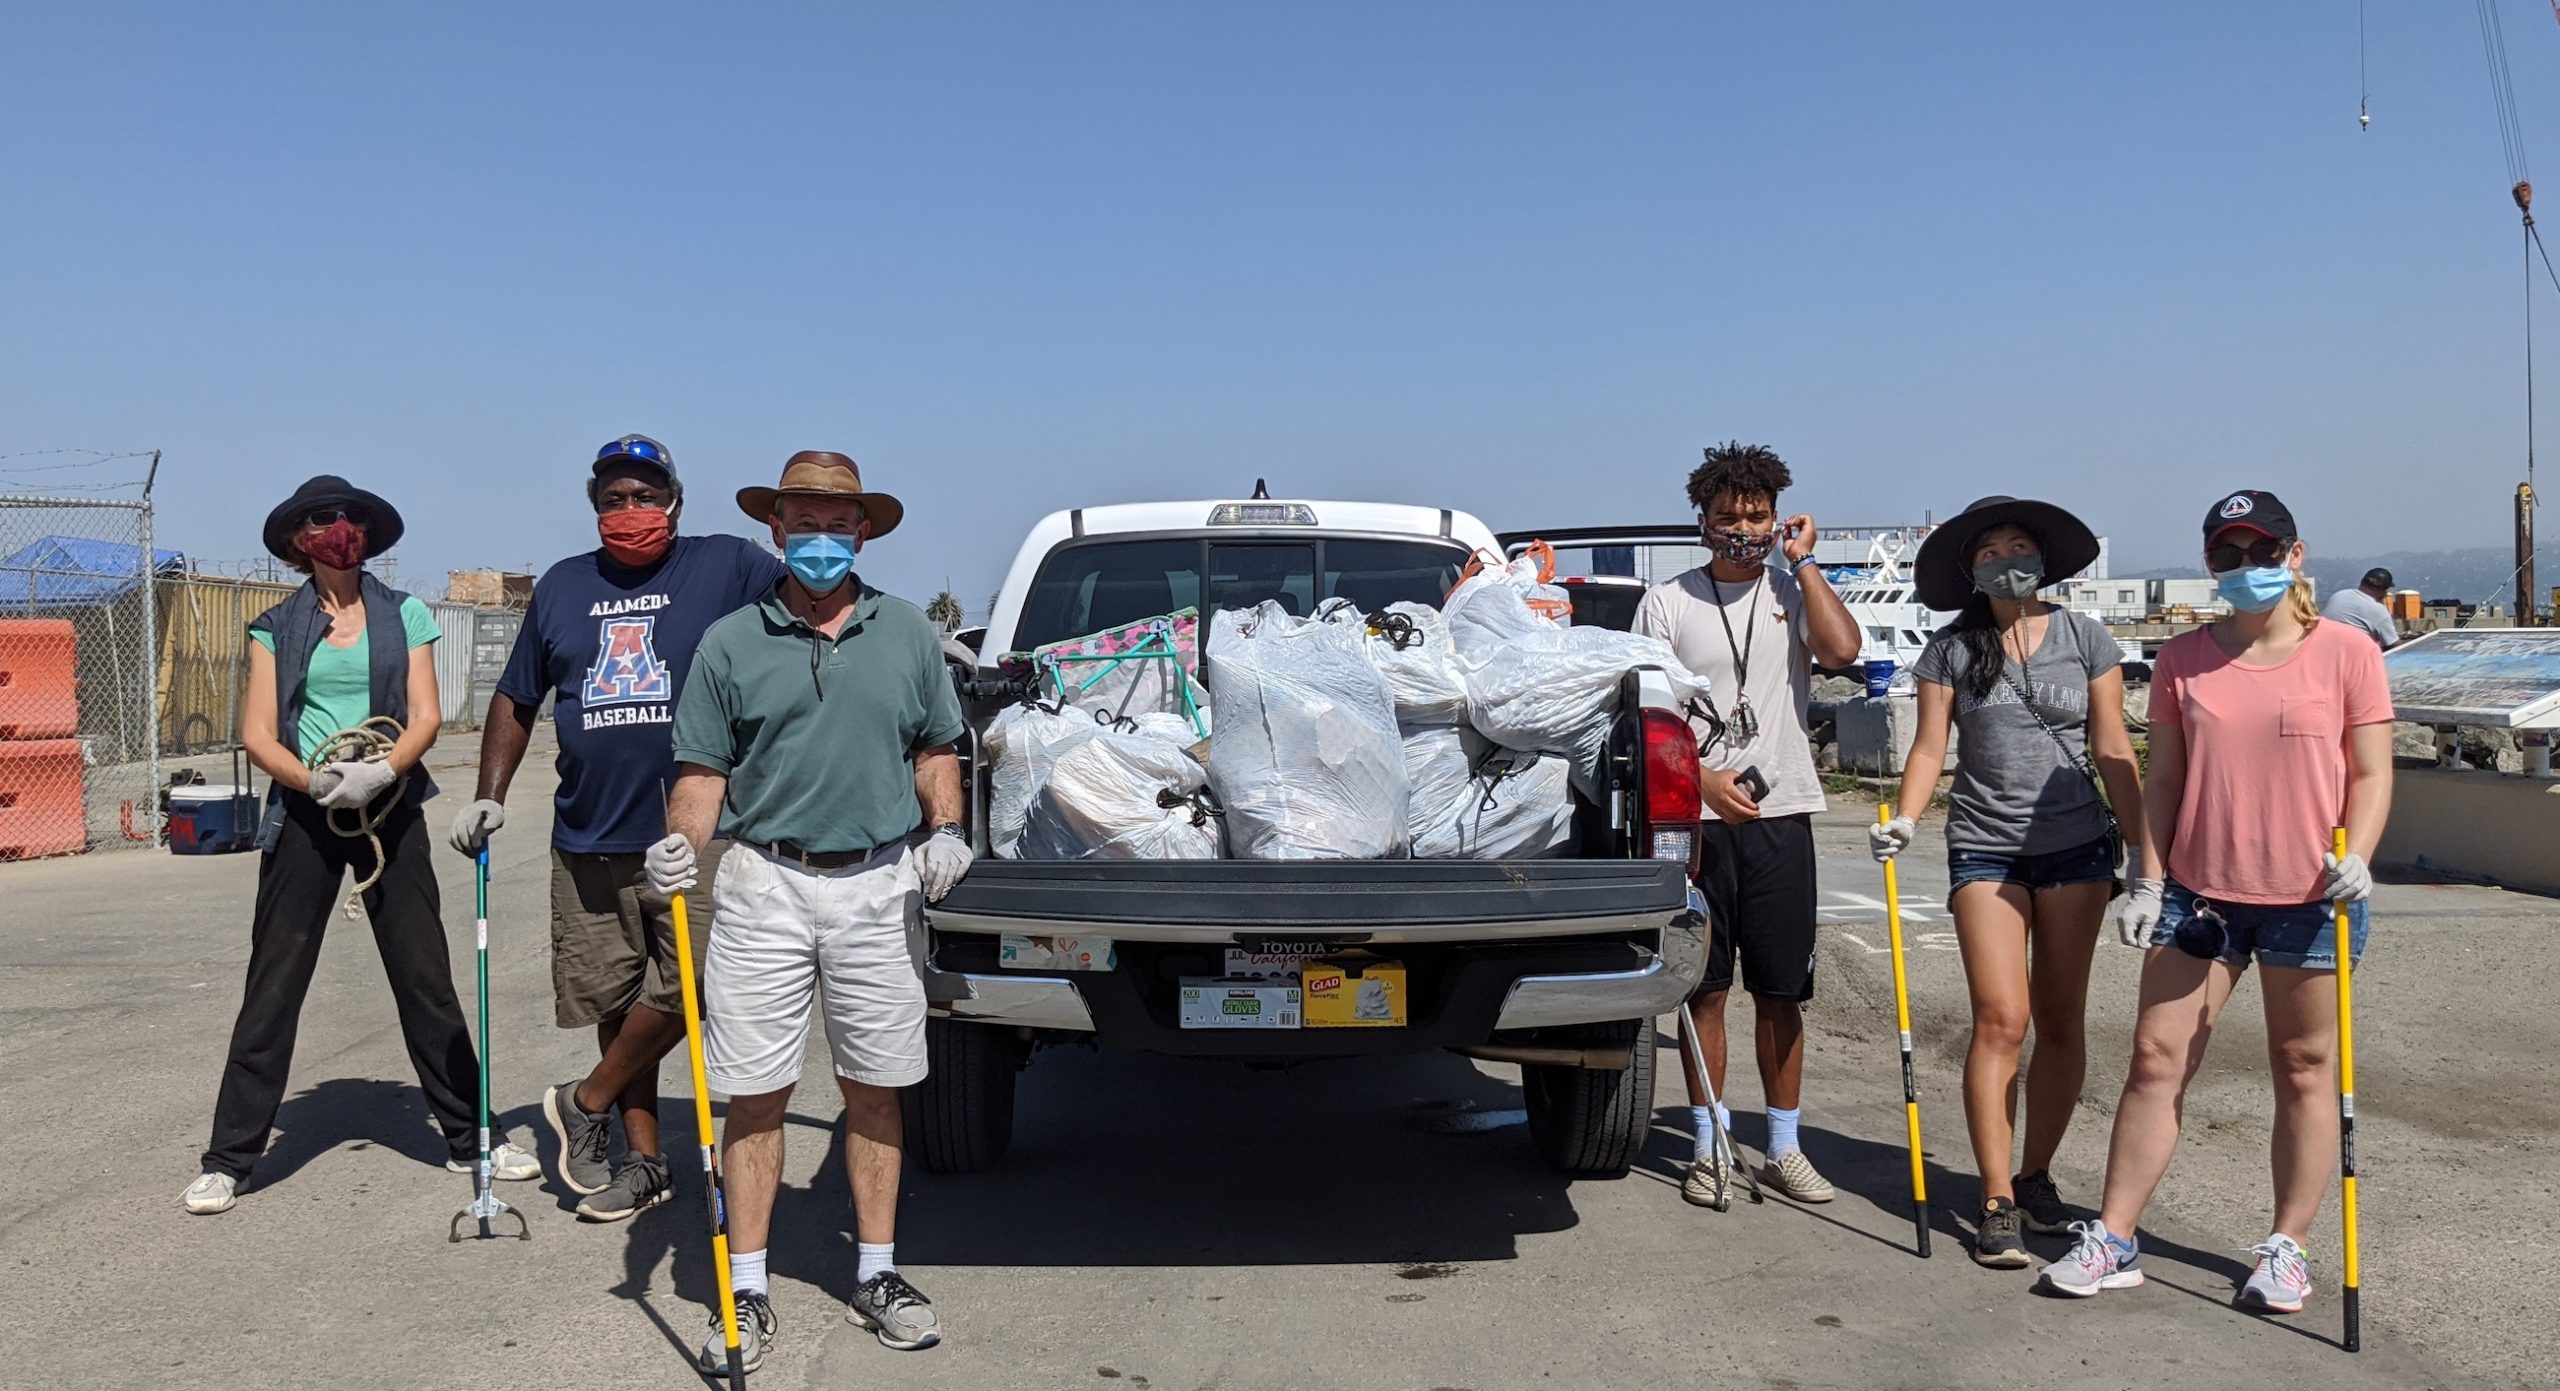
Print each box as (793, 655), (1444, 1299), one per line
(1634, 441), (1863, 1209)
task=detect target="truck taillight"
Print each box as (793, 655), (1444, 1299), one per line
(1641, 707), (1701, 864)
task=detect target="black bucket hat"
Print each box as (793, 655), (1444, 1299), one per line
(1911, 495), (2102, 611)
(261, 475), (406, 564)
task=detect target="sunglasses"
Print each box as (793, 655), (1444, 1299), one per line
(2205, 535), (2292, 572)
(302, 507), (366, 530)
(596, 436), (670, 467)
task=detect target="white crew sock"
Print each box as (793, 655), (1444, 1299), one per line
(857, 1242), (896, 1283)
(1689, 1104), (1731, 1160)
(1766, 1105), (1802, 1158)
(730, 1249), (768, 1297)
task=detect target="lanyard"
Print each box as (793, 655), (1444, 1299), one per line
(1705, 569), (1764, 746)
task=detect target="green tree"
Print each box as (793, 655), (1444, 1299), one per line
(926, 590), (966, 633)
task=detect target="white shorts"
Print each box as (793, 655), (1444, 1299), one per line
(703, 841), (929, 1094)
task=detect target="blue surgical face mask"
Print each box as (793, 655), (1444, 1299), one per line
(2213, 564), (2294, 613)
(783, 532), (858, 593)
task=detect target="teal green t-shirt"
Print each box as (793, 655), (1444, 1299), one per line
(252, 596), (442, 758)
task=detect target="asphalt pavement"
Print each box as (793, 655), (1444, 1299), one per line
(0, 734), (2545, 1390)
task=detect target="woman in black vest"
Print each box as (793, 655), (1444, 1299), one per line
(184, 477), (536, 1214)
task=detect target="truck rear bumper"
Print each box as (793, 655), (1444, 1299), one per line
(926, 879), (1707, 1051)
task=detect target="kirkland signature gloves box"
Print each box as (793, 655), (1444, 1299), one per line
(1177, 977), (1302, 1029)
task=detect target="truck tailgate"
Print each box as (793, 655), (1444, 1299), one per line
(929, 859), (1688, 943)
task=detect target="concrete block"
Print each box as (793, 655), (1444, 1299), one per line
(2375, 766), (2560, 896)
(1834, 695), (1953, 777)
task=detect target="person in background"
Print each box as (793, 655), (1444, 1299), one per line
(2040, 489), (2392, 1319)
(2319, 566), (2400, 649)
(1635, 441), (1863, 1209)
(448, 434), (785, 1222)
(185, 476), (538, 1216)
(1872, 495), (2142, 1268)
(654, 451), (972, 1371)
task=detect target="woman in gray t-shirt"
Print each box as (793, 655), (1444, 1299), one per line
(1868, 496), (2148, 1269)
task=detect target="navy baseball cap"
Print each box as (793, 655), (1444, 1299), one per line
(2202, 488), (2294, 542)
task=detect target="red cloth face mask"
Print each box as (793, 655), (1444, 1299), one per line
(598, 506), (674, 567)
(302, 520), (368, 570)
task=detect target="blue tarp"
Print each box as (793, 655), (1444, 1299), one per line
(0, 536), (186, 610)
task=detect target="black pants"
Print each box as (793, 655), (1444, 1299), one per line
(202, 792), (480, 1179)
(1694, 811), (1820, 1003)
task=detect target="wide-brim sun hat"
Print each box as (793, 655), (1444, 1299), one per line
(1911, 494), (2102, 611)
(261, 474), (406, 563)
(735, 450), (904, 539)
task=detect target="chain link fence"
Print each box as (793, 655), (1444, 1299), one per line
(0, 494), (165, 858)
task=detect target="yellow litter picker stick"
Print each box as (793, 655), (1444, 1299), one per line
(2334, 825), (2363, 1353)
(669, 842), (747, 1389)
(1878, 805), (1931, 1258)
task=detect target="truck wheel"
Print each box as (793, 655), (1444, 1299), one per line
(1521, 1018), (1655, 1176)
(903, 1018), (1023, 1174)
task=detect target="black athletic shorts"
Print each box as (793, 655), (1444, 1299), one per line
(1692, 811), (1818, 1003)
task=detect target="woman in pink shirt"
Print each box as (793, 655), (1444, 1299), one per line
(2039, 490), (2393, 1318)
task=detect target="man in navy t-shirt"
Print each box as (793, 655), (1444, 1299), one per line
(449, 434), (785, 1221)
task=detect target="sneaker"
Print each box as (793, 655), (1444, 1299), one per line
(696, 1290), (776, 1376)
(2013, 1169), (2073, 1235)
(847, 1270), (942, 1351)
(2237, 1234), (2314, 1315)
(181, 1172), (238, 1215)
(447, 1141), (542, 1183)
(1761, 1149), (1836, 1204)
(544, 1080), (616, 1194)
(576, 1153), (673, 1223)
(1972, 1197), (2030, 1269)
(1681, 1154), (1730, 1208)
(2037, 1219), (2145, 1297)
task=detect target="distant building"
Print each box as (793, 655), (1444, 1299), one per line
(447, 569), (533, 610)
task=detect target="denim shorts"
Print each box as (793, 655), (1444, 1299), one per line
(1947, 834), (2119, 893)
(2149, 878), (2370, 971)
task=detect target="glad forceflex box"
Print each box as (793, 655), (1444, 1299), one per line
(1301, 957), (1408, 1028)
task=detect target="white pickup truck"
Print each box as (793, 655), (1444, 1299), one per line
(911, 493), (1708, 1176)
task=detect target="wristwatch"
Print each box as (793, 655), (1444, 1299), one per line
(933, 822), (967, 841)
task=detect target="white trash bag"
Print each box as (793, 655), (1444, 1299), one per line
(1334, 600), (1469, 726)
(1205, 601), (1409, 860)
(1405, 726), (1575, 860)
(1017, 725), (1223, 860)
(984, 701), (1104, 859)
(1447, 582), (1706, 800)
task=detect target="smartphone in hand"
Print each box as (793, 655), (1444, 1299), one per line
(1737, 767), (1771, 802)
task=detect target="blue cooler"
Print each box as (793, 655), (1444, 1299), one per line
(1863, 659), (1897, 697)
(167, 748), (259, 855)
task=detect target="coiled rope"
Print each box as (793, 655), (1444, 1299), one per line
(305, 716), (408, 919)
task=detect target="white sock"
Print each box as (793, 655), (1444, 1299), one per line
(730, 1249), (768, 1297)
(1766, 1105), (1802, 1158)
(857, 1242), (896, 1283)
(1689, 1104), (1731, 1159)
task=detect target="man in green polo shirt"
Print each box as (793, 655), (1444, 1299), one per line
(649, 451), (970, 1370)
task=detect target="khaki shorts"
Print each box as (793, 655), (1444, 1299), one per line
(702, 841), (928, 1095)
(548, 841), (728, 1029)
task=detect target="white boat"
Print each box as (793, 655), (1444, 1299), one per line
(1820, 530), (1953, 674)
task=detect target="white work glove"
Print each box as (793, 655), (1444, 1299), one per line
(310, 759), (397, 810)
(447, 799), (506, 854)
(909, 833), (974, 903)
(1868, 815), (1916, 862)
(2115, 878), (2165, 949)
(2323, 852), (2373, 903)
(645, 833), (697, 895)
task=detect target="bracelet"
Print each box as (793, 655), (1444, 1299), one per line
(1793, 553), (1820, 573)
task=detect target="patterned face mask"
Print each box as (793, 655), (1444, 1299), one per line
(1705, 526), (1775, 567)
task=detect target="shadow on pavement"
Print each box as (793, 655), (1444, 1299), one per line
(250, 1077), (464, 1188)
(879, 1046), (1582, 1272)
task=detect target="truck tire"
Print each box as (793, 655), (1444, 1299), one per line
(1521, 1018), (1655, 1176)
(903, 1018), (1023, 1174)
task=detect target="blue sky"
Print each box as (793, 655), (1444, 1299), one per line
(4, 2), (2554, 610)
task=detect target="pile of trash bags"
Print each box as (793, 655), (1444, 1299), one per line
(983, 545), (1706, 862)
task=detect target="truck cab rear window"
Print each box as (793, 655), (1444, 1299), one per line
(1012, 536), (1470, 652)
